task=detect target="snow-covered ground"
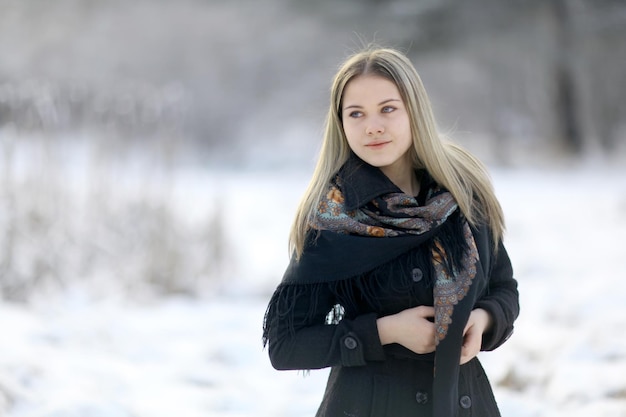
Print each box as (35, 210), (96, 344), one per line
(0, 163), (625, 417)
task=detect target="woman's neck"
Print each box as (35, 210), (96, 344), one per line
(380, 164), (420, 196)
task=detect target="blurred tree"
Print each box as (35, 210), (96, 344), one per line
(550, 0), (583, 153)
(1, 0), (625, 160)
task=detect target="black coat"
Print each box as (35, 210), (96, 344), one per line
(265, 164), (519, 417)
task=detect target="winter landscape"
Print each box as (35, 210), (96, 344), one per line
(0, 152), (625, 417)
(1, 1), (626, 416)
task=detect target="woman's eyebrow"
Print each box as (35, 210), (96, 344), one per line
(343, 98), (401, 111)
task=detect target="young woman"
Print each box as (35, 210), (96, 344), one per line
(263, 47), (519, 417)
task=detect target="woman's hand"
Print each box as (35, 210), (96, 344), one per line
(377, 306), (493, 361)
(376, 306), (436, 354)
(460, 308), (492, 364)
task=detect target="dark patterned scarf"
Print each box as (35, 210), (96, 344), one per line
(311, 175), (479, 347)
(264, 170), (485, 416)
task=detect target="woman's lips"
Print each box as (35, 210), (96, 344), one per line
(366, 141), (391, 149)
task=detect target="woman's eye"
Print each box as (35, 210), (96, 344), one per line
(381, 106), (395, 113)
(349, 111), (363, 118)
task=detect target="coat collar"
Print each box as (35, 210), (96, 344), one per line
(337, 153), (434, 211)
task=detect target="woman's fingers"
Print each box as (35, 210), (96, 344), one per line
(460, 325), (481, 364)
(414, 305), (435, 318)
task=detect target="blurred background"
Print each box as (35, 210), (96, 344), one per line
(0, 0), (625, 416)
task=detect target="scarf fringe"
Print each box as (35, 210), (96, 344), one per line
(263, 211), (470, 349)
(433, 210), (469, 275)
(263, 244), (440, 348)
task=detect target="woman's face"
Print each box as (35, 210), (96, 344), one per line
(341, 75), (413, 179)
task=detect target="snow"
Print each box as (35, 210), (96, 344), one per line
(1, 163), (626, 416)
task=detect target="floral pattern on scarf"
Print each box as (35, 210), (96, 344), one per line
(310, 174), (479, 343)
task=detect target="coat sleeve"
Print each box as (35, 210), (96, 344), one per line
(265, 282), (387, 371)
(474, 238), (520, 351)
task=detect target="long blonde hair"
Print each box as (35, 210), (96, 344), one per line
(290, 47), (504, 258)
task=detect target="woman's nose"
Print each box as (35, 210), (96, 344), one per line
(365, 122), (385, 135)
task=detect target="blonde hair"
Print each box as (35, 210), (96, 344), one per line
(290, 47), (504, 258)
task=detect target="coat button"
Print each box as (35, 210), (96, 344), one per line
(459, 395), (472, 409)
(412, 268), (423, 282)
(343, 336), (358, 350)
(415, 390), (429, 404)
